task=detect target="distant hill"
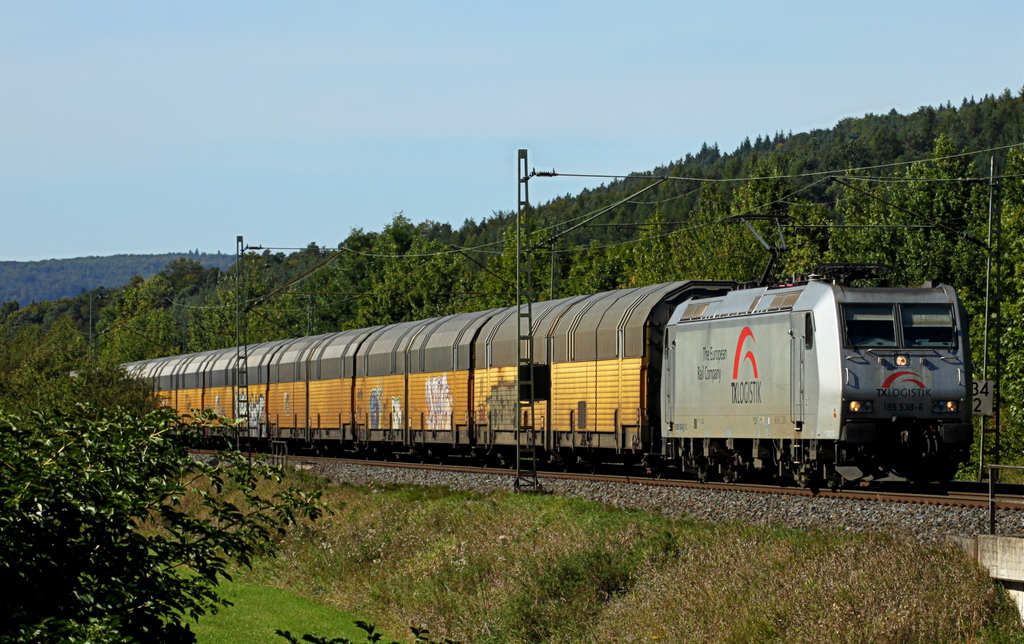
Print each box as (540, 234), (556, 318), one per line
(0, 253), (236, 304)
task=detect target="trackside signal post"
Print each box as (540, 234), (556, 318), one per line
(976, 156), (1002, 480)
(510, 154), (668, 491)
(235, 236), (249, 450)
(231, 238), (353, 450)
(515, 150), (542, 492)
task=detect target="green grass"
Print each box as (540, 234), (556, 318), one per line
(192, 578), (376, 644)
(233, 478), (1024, 644)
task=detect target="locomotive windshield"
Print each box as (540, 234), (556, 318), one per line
(843, 304), (896, 347)
(843, 303), (956, 348)
(900, 304), (955, 347)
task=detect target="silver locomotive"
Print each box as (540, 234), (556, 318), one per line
(661, 278), (971, 486)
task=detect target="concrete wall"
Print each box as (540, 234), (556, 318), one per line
(949, 534), (1024, 619)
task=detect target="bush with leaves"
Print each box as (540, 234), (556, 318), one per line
(0, 406), (323, 643)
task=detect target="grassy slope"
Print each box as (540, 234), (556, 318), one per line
(217, 472), (1024, 644)
(193, 579), (374, 644)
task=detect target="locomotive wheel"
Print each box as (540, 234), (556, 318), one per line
(798, 464), (822, 493)
(697, 463), (709, 483)
(796, 469), (813, 490)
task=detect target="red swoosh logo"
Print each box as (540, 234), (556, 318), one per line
(882, 371), (926, 388)
(732, 327), (759, 379)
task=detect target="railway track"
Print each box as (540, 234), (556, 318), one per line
(191, 449), (1024, 512)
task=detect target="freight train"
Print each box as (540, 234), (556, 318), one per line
(125, 276), (973, 487)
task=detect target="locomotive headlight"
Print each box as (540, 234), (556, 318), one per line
(895, 354), (909, 367)
(932, 400), (959, 413)
(849, 400), (872, 413)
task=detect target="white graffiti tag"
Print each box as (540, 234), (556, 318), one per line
(369, 387), (383, 430)
(390, 396), (403, 430)
(234, 394), (266, 436)
(426, 374), (453, 432)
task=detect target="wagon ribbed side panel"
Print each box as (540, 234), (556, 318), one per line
(177, 388), (205, 415)
(156, 390), (174, 410)
(473, 365), (519, 438)
(202, 386), (234, 418)
(595, 359), (643, 431)
(408, 370), (471, 435)
(307, 378), (351, 430)
(410, 309), (499, 373)
(265, 382), (286, 428)
(551, 360), (595, 430)
(266, 380), (306, 430)
(353, 374), (406, 431)
(551, 358), (643, 435)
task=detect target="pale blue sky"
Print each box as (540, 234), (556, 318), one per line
(1, 1), (1021, 261)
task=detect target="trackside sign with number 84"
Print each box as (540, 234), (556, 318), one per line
(973, 380), (994, 417)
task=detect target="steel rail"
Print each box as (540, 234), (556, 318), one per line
(188, 450), (1024, 511)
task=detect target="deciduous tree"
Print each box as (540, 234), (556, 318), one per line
(0, 407), (323, 643)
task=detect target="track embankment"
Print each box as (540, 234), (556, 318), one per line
(245, 455), (1024, 543)
(192, 450), (1024, 544)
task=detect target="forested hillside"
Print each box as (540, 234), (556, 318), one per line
(0, 252), (235, 305)
(2, 88), (1022, 472)
(446, 88), (1024, 249)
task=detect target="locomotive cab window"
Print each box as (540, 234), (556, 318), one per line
(843, 304), (896, 347)
(900, 304), (955, 348)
